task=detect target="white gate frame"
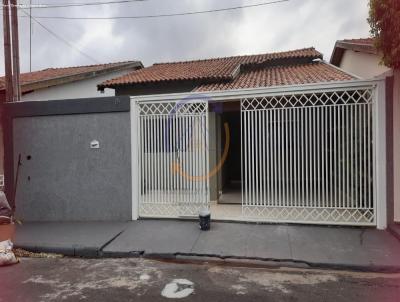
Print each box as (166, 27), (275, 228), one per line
(130, 79), (387, 229)
(131, 99), (140, 220)
(375, 80), (386, 229)
(131, 97), (210, 219)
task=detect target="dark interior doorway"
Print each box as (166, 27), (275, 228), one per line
(219, 104), (241, 204)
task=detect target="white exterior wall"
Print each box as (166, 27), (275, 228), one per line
(393, 70), (400, 222)
(21, 70), (131, 101)
(339, 50), (390, 79)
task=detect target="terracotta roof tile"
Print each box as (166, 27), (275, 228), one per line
(0, 61), (142, 91)
(100, 48), (322, 88)
(341, 38), (374, 46)
(194, 62), (355, 92)
(338, 38), (376, 54)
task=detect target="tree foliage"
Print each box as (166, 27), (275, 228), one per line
(368, 0), (400, 68)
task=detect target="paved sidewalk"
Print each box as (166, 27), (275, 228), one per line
(14, 222), (128, 257)
(14, 220), (400, 272)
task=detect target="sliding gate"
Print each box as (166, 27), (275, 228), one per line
(138, 100), (210, 218)
(241, 87), (376, 225)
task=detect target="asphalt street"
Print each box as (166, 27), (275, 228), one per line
(0, 257), (399, 301)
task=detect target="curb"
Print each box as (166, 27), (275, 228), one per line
(388, 224), (400, 242)
(171, 253), (400, 273)
(15, 244), (101, 258)
(16, 245), (400, 273)
(100, 250), (143, 258)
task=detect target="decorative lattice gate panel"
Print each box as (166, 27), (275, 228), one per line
(241, 88), (376, 225)
(138, 100), (210, 218)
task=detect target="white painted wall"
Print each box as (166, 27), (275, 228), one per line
(21, 70), (131, 101)
(340, 50), (390, 79)
(393, 70), (400, 222)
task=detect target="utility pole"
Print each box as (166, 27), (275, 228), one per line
(10, 0), (21, 102)
(1, 0), (12, 199)
(1, 0), (21, 209)
(2, 0), (13, 102)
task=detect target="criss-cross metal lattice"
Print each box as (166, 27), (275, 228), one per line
(139, 101), (208, 116)
(241, 88), (376, 225)
(241, 89), (373, 111)
(138, 100), (210, 218)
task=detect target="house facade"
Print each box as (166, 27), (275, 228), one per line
(0, 61), (143, 189)
(0, 61), (143, 102)
(4, 48), (388, 229)
(99, 48), (387, 228)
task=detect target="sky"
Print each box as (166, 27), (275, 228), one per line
(0, 0), (371, 74)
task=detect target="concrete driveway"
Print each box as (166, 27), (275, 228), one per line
(13, 220), (400, 272)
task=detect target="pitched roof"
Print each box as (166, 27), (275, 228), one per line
(330, 38), (377, 66)
(195, 61), (354, 92)
(0, 61), (143, 93)
(98, 48), (325, 90)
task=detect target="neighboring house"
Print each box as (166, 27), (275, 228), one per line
(330, 38), (390, 79)
(331, 38), (400, 225)
(0, 61), (143, 102)
(0, 61), (143, 187)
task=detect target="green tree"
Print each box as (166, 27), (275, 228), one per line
(368, 0), (400, 68)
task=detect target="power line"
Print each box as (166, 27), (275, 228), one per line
(13, 0), (147, 9)
(21, 9), (100, 64)
(21, 0), (290, 20)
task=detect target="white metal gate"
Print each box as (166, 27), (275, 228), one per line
(241, 87), (376, 225)
(138, 100), (210, 218)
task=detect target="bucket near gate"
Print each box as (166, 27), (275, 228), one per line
(199, 209), (211, 231)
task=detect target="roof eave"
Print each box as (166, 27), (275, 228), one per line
(132, 78), (381, 103)
(330, 43), (345, 66)
(330, 40), (378, 66)
(21, 61), (143, 93)
(98, 75), (235, 92)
